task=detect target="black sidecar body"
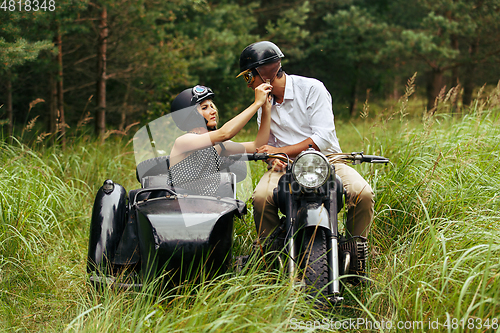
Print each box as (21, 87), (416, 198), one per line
(87, 112), (249, 289)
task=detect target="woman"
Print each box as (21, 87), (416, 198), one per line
(168, 83), (272, 196)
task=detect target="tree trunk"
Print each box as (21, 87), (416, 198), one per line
(349, 63), (360, 117)
(426, 68), (444, 112)
(392, 75), (401, 101)
(6, 70), (13, 140)
(56, 29), (66, 150)
(392, 61), (401, 101)
(49, 73), (58, 136)
(96, 5), (108, 138)
(450, 35), (460, 115)
(450, 38), (459, 87)
(463, 39), (479, 107)
(119, 84), (130, 131)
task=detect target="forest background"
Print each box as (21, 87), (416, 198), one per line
(1, 0), (500, 143)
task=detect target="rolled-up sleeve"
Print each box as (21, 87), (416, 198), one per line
(307, 82), (337, 152)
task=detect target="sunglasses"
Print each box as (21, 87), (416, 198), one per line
(242, 69), (259, 85)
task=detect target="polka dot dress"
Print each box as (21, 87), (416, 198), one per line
(169, 146), (222, 196)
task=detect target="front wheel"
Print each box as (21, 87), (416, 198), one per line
(298, 227), (330, 299)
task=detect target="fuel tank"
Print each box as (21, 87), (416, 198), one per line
(135, 195), (242, 284)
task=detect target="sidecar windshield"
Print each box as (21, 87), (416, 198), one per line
(133, 106), (253, 202)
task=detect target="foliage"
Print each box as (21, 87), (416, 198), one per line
(2, 0), (500, 135)
(0, 38), (53, 69)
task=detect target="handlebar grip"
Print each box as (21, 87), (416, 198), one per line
(249, 153), (269, 161)
(227, 153), (269, 161)
(361, 155), (390, 163)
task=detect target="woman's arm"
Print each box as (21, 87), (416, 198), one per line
(240, 93), (272, 153)
(171, 83), (272, 157)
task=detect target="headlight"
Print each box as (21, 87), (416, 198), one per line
(292, 151), (330, 189)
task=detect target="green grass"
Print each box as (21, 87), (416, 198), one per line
(1, 82), (500, 332)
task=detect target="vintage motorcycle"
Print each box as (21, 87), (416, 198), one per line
(234, 149), (389, 303)
(87, 112), (388, 303)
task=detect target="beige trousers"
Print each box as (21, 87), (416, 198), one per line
(252, 163), (374, 239)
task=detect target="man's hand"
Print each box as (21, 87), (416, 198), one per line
(256, 145), (281, 154)
(257, 138), (319, 159)
(268, 158), (287, 172)
(257, 145), (287, 171)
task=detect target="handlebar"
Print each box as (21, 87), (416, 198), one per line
(226, 152), (269, 161)
(326, 152), (389, 165)
(350, 153), (390, 164)
(227, 152), (291, 163)
(361, 155), (390, 164)
(227, 151), (389, 165)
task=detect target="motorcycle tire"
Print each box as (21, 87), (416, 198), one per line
(299, 227), (330, 299)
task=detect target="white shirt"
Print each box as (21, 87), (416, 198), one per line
(257, 74), (342, 155)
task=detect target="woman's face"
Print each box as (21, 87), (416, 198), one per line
(197, 99), (218, 128)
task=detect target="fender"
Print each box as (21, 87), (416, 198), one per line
(296, 202), (331, 230)
(87, 182), (127, 273)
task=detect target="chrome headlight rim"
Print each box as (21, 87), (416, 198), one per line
(292, 150), (331, 189)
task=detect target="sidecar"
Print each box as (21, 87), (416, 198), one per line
(87, 113), (249, 289)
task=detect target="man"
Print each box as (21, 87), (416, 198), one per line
(236, 41), (374, 241)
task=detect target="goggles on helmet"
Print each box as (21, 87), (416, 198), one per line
(191, 85), (214, 104)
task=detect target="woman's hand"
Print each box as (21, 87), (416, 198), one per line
(254, 83), (273, 107)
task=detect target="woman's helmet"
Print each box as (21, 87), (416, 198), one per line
(236, 41), (284, 81)
(171, 85), (215, 131)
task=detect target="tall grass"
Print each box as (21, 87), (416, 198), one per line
(0, 135), (137, 331)
(1, 81), (500, 332)
(0, 139), (83, 330)
(339, 82), (500, 331)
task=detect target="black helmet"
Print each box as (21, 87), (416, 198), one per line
(237, 41), (284, 78)
(171, 85), (215, 131)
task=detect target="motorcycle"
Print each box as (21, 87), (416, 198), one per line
(86, 112), (389, 303)
(233, 149), (389, 303)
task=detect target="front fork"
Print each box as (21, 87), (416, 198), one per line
(328, 179), (342, 298)
(284, 177), (343, 298)
(285, 182), (297, 281)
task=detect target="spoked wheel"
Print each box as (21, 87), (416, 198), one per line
(298, 227), (330, 301)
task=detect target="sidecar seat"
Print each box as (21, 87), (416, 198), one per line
(138, 172), (236, 199)
(135, 155), (237, 200)
(136, 155), (171, 183)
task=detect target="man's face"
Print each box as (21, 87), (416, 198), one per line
(247, 61), (281, 91)
(247, 71), (264, 89)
